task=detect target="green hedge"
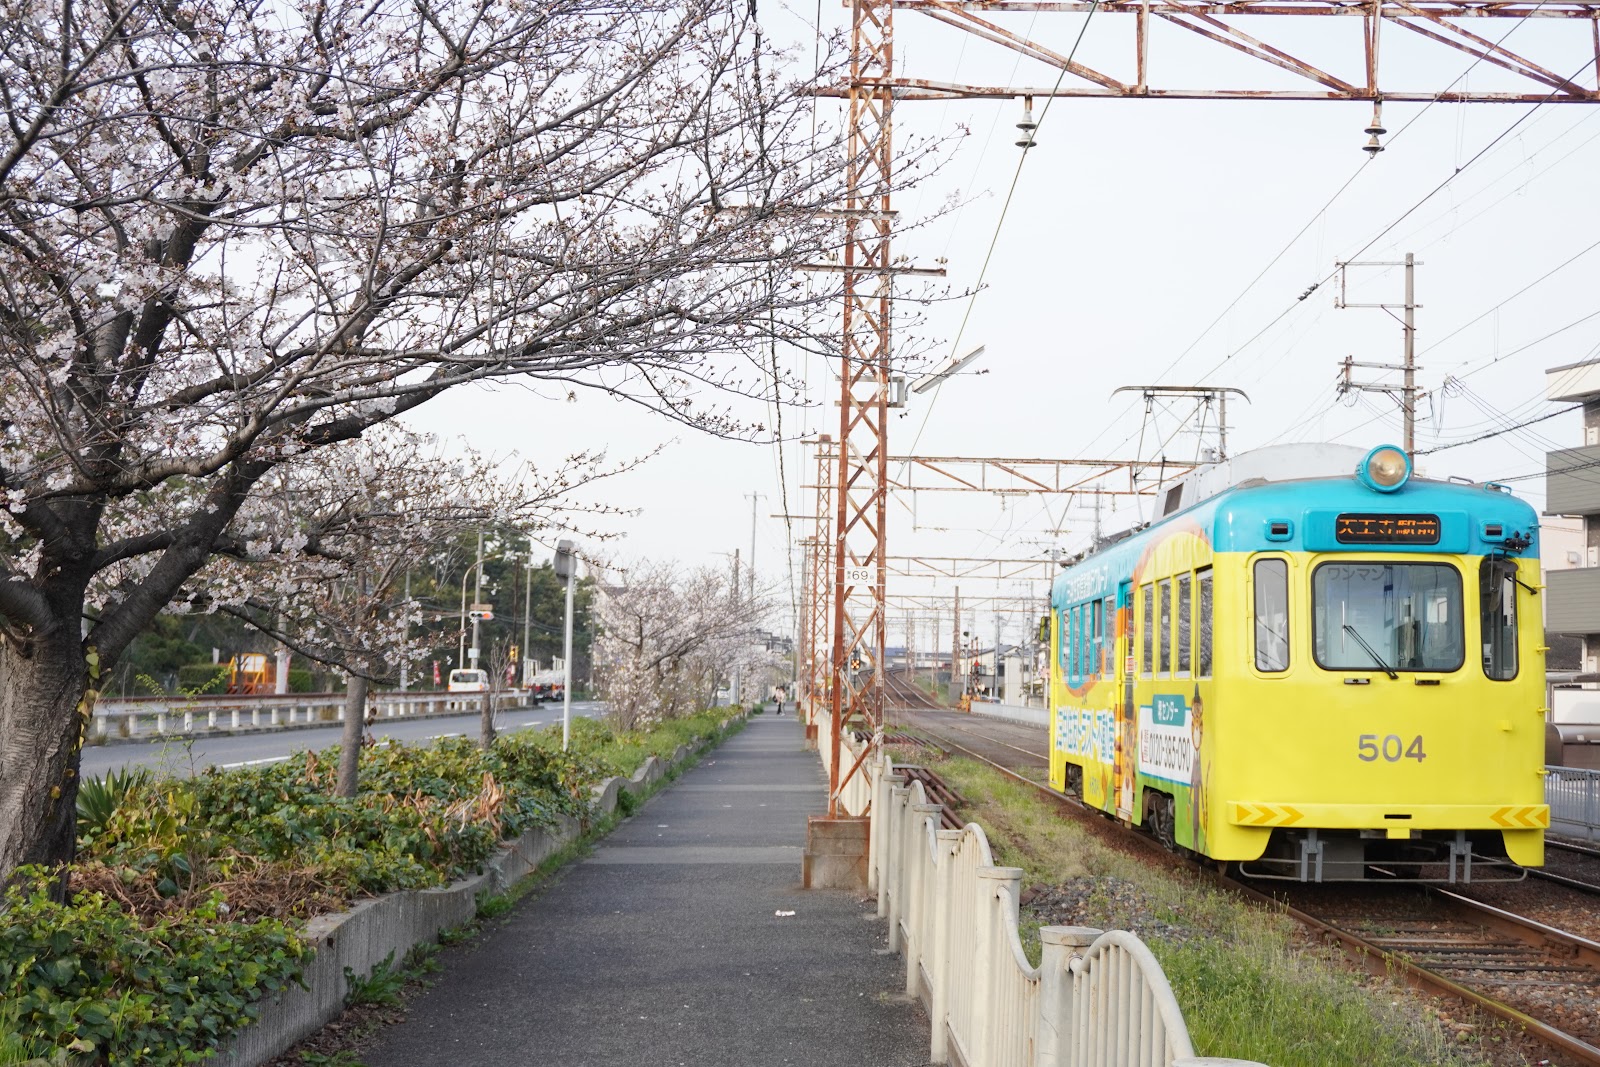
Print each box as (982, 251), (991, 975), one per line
(0, 872), (304, 1066)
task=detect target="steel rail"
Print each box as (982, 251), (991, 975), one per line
(1520, 839), (1600, 894)
(1234, 882), (1600, 1067)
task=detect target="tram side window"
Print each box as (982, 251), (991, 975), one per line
(1103, 595), (1116, 674)
(1197, 568), (1213, 678)
(1480, 558), (1519, 681)
(1158, 578), (1173, 675)
(1177, 574), (1192, 675)
(1057, 607), (1068, 674)
(1090, 598), (1103, 675)
(1069, 605), (1081, 678)
(1141, 584), (1154, 677)
(1254, 558), (1290, 673)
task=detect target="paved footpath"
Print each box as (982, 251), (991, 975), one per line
(364, 710), (933, 1067)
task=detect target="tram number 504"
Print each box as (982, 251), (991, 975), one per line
(1357, 734), (1427, 763)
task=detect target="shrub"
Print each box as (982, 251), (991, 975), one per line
(174, 664), (230, 693)
(77, 734), (610, 903)
(75, 767), (154, 845)
(0, 870), (304, 1067)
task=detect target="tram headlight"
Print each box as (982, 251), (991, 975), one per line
(1358, 444), (1411, 493)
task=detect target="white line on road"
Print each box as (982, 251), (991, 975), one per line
(218, 756), (292, 769)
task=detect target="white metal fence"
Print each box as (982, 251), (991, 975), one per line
(91, 691), (506, 739)
(845, 731), (1266, 1067)
(1547, 765), (1600, 843)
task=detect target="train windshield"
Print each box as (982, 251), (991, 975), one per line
(1311, 562), (1463, 673)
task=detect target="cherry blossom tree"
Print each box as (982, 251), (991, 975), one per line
(0, 0), (941, 881)
(593, 559), (780, 731)
(209, 426), (632, 795)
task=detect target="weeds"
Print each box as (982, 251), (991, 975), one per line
(298, 1052), (368, 1067)
(343, 951), (405, 1009)
(934, 756), (1491, 1067)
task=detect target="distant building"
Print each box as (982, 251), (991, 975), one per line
(1543, 360), (1600, 675)
(1541, 516), (1586, 670)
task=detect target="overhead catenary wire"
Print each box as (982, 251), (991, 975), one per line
(1243, 56), (1600, 453)
(1076, 6), (1559, 461)
(899, 2), (1103, 468)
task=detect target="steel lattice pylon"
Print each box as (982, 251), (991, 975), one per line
(827, 0), (896, 814)
(803, 437), (834, 730)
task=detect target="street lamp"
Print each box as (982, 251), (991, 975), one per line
(553, 539), (577, 751)
(911, 345), (986, 394)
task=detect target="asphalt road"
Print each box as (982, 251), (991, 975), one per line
(79, 700), (606, 779)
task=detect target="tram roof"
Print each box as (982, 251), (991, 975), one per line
(1050, 445), (1540, 605)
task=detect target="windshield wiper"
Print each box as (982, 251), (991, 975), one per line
(1343, 624), (1398, 680)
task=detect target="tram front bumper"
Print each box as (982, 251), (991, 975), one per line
(1225, 800), (1549, 832)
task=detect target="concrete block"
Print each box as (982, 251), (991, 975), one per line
(211, 823), (565, 1067)
(803, 815), (870, 890)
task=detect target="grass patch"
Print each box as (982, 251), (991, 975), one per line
(525, 709), (742, 780)
(932, 757), (1493, 1067)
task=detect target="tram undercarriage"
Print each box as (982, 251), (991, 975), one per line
(1237, 828), (1526, 884)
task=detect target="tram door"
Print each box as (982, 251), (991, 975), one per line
(1115, 580), (1135, 821)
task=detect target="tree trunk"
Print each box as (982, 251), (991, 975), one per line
(479, 690), (496, 750)
(336, 674), (368, 798)
(0, 629), (91, 888)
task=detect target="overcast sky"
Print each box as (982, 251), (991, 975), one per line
(404, 10), (1600, 648)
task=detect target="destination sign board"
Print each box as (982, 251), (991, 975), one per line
(1334, 513), (1441, 545)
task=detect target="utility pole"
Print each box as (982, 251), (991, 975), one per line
(951, 586), (961, 704)
(469, 529), (484, 670)
(1336, 253), (1421, 452)
(905, 612), (914, 692)
(746, 492), (764, 601)
(522, 536), (534, 688)
(994, 613), (1003, 702)
(731, 549), (742, 707)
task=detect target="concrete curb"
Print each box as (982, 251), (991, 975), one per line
(209, 715), (742, 1067)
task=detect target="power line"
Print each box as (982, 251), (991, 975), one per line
(901, 3), (1103, 464)
(1198, 52), (1599, 392)
(1415, 404), (1579, 454)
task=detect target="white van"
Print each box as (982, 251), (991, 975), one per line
(447, 668), (489, 693)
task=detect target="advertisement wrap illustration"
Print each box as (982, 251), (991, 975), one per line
(1136, 688), (1207, 852)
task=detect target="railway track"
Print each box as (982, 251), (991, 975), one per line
(887, 704), (1050, 776)
(893, 706), (1600, 1066)
(881, 668), (944, 711)
(1531, 839), (1600, 895)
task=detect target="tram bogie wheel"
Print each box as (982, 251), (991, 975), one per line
(1065, 765), (1083, 797)
(1147, 795), (1178, 853)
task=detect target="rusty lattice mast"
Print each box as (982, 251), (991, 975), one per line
(803, 437), (834, 735)
(862, 1), (1600, 105)
(827, 0), (897, 814)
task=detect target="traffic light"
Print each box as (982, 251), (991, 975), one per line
(849, 653), (862, 671)
(509, 644), (518, 663)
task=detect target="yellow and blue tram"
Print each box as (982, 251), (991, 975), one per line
(1048, 443), (1548, 881)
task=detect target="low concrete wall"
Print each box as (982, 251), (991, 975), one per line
(211, 726), (727, 1066)
(971, 701), (1048, 727)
